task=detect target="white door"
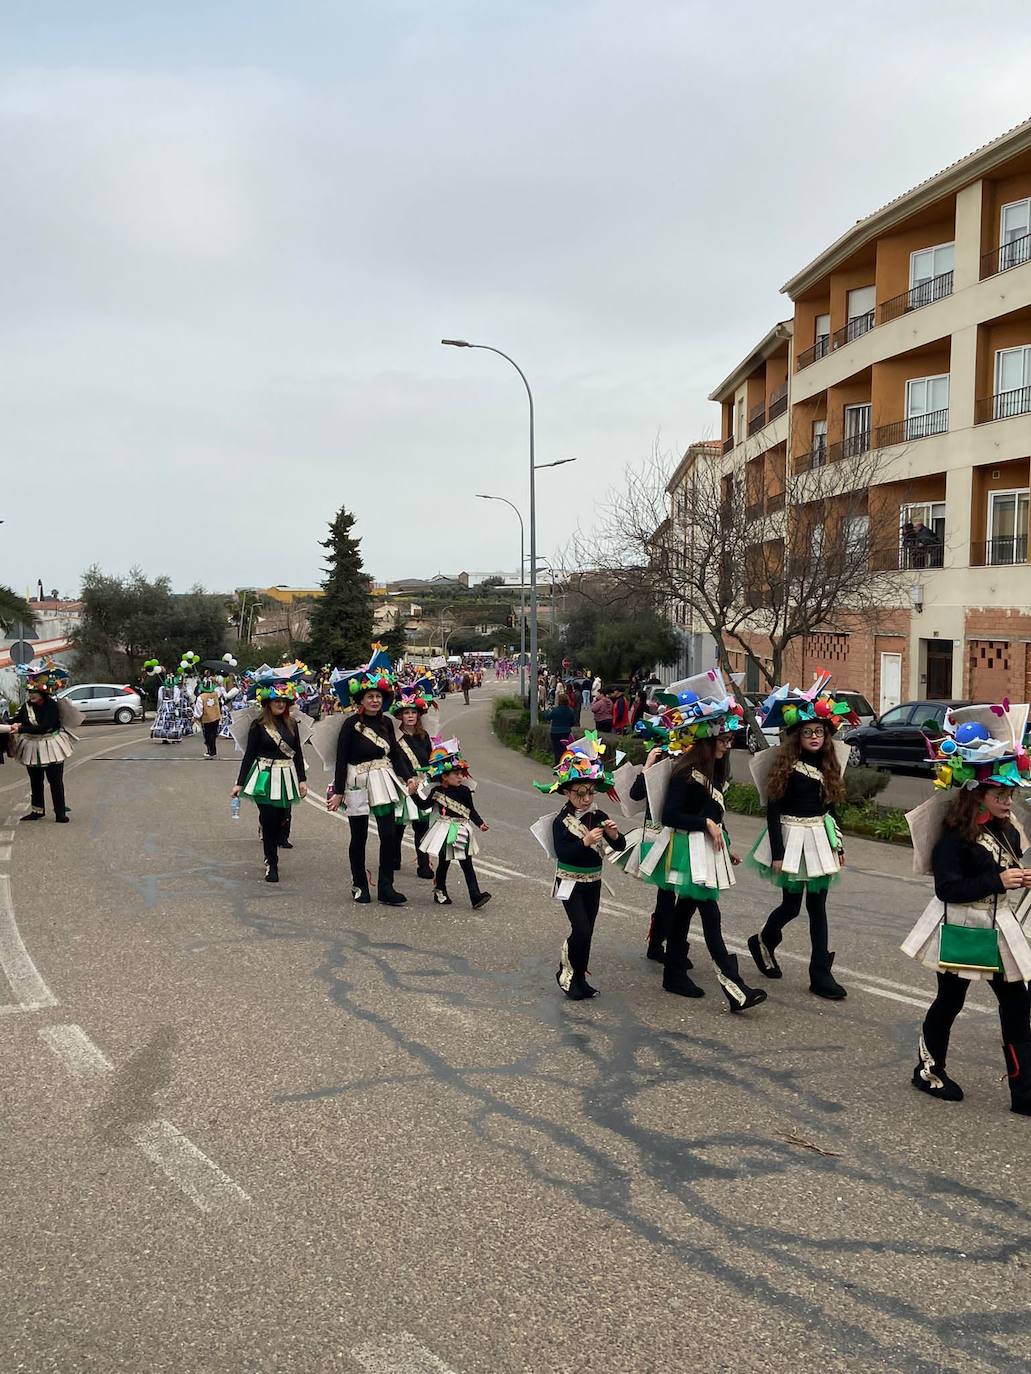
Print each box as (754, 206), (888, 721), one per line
(987, 489), (1030, 564)
(846, 286), (876, 340)
(995, 345), (1031, 418)
(843, 403), (871, 456)
(1001, 199), (1031, 268)
(909, 243), (955, 304)
(814, 313), (830, 359)
(879, 653), (902, 714)
(905, 374), (949, 438)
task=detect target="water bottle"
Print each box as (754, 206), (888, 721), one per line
(230, 796), (241, 820)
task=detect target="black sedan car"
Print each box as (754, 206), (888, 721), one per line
(842, 700), (976, 771)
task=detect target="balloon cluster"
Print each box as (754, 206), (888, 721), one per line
(143, 658), (163, 677)
(222, 652), (238, 670)
(179, 650), (201, 673)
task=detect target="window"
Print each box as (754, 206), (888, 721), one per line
(810, 418), (827, 466)
(1000, 198), (1031, 269)
(811, 521), (825, 561)
(842, 514), (869, 564)
(987, 489), (1030, 565)
(994, 345), (1031, 418)
(814, 313), (830, 360)
(845, 286), (875, 341)
(63, 686), (92, 702)
(900, 501), (945, 569)
(905, 375), (949, 438)
(843, 403), (871, 457)
(878, 705), (914, 728)
(736, 396), (745, 441)
(909, 243), (954, 304)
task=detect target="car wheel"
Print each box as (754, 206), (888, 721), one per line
(848, 744), (863, 768)
(114, 707), (134, 725)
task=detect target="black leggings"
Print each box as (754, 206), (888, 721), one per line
(28, 763), (66, 817)
(562, 881), (602, 973)
(257, 804), (290, 864)
(667, 896), (733, 975)
(923, 971), (1031, 1062)
(393, 818), (431, 869)
(201, 721), (219, 756)
(761, 885), (830, 961)
(348, 810), (398, 891)
(436, 856), (482, 901)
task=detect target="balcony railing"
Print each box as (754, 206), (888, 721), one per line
(721, 434), (735, 455)
(899, 540), (944, 570)
(745, 500), (764, 521)
(767, 381), (789, 421)
(982, 232), (1031, 278)
(874, 408), (949, 447)
(767, 490), (786, 513)
(973, 535), (1029, 566)
(796, 336), (830, 371)
(747, 402), (767, 436)
(877, 270), (954, 325)
(824, 430), (871, 465)
(797, 441), (828, 470)
(831, 310), (875, 351)
(976, 385), (1031, 423)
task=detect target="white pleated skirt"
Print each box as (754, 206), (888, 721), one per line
(13, 730), (76, 768)
(343, 760), (408, 817)
(751, 815), (841, 880)
(901, 895), (1031, 983)
(420, 816), (481, 862)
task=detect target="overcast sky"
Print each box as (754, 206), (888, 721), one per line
(3, 0), (1031, 597)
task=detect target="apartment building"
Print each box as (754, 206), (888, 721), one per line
(654, 440), (723, 679)
(708, 117), (1031, 711)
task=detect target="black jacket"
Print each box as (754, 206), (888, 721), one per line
(396, 729), (433, 770)
(236, 718), (306, 788)
(932, 822), (1023, 907)
(552, 802), (626, 872)
(424, 781), (485, 828)
(766, 765), (838, 862)
(333, 712), (413, 795)
(14, 697), (61, 734)
(662, 768), (725, 832)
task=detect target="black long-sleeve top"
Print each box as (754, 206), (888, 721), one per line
(662, 769), (724, 833)
(333, 712), (413, 795)
(236, 719), (306, 788)
(424, 781), (486, 827)
(396, 729), (433, 770)
(766, 764), (839, 862)
(552, 802), (626, 872)
(932, 822), (1023, 907)
(14, 697), (61, 734)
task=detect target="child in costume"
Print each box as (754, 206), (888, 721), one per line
(8, 658), (79, 823)
(417, 738), (491, 909)
(390, 681), (438, 881)
(901, 702), (1031, 1112)
(533, 734), (626, 1001)
(151, 675), (186, 742)
(231, 666), (309, 883)
(637, 671), (766, 1011)
(745, 673), (857, 1000)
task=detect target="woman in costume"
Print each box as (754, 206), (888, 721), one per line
(151, 674), (186, 742)
(231, 668), (308, 883)
(9, 659), (76, 823)
(901, 703), (1031, 1112)
(326, 656), (414, 907)
(391, 683), (437, 881)
(416, 737), (491, 909)
(533, 736), (625, 1000)
(638, 673), (765, 1011)
(745, 677), (856, 1000)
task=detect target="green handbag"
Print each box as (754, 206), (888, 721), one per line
(938, 901), (1001, 973)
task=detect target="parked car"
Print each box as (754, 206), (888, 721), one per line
(57, 683), (143, 725)
(741, 691), (876, 754)
(841, 700), (976, 771)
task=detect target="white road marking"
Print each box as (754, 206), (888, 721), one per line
(0, 845), (13, 863)
(0, 873), (58, 1013)
(350, 1332), (460, 1373)
(39, 1023), (251, 1213)
(0, 829), (15, 841)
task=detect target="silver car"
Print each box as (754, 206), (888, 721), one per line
(57, 683), (143, 725)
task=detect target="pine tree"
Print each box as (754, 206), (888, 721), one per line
(307, 507), (374, 668)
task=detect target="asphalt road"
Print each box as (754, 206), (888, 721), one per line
(2, 687), (1029, 1373)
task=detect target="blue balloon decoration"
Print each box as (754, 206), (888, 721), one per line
(938, 738), (958, 755)
(956, 722), (990, 745)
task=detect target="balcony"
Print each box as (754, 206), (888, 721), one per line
(745, 500), (764, 521)
(899, 539), (945, 570)
(975, 385), (1031, 424)
(747, 401), (767, 437)
(767, 381), (789, 421)
(972, 535), (1029, 566)
(767, 490), (786, 513)
(877, 270), (953, 325)
(825, 430), (871, 465)
(722, 435), (735, 455)
(982, 232), (1031, 278)
(797, 336), (830, 371)
(874, 408), (949, 447)
(831, 311), (875, 351)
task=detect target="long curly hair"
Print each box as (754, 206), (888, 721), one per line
(943, 785), (1007, 845)
(766, 726), (845, 803)
(672, 735), (729, 789)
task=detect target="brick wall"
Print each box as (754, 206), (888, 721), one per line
(726, 610), (909, 704)
(965, 607), (1031, 700)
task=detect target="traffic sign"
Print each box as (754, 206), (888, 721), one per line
(8, 640), (35, 666)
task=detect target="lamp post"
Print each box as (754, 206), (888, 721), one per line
(442, 338), (575, 723)
(476, 494), (526, 705)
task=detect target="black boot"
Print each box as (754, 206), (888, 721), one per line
(1005, 1041), (1031, 1116)
(378, 884), (407, 907)
(645, 911), (667, 962)
(416, 855), (434, 880)
(809, 950), (847, 1000)
(716, 955), (767, 1012)
(565, 971), (598, 1001)
(662, 965), (705, 998)
(433, 887), (452, 905)
(912, 1034), (963, 1102)
(55, 813), (70, 824)
(264, 860), (279, 884)
(352, 881), (371, 904)
(748, 929), (782, 979)
(21, 810), (44, 822)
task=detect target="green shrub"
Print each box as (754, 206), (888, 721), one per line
(843, 766), (890, 805)
(724, 782), (763, 816)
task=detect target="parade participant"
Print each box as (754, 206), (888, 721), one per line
(8, 659), (78, 823)
(416, 737), (491, 909)
(745, 674), (858, 999)
(194, 677), (224, 759)
(151, 673), (187, 743)
(532, 734), (625, 1000)
(901, 703), (1031, 1112)
(325, 651), (414, 907)
(231, 667), (308, 883)
(390, 682), (437, 880)
(638, 671), (765, 1010)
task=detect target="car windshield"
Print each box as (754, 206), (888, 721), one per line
(842, 693), (873, 716)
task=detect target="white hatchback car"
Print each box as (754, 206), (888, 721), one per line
(57, 683), (144, 725)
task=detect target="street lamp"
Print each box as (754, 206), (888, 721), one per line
(476, 494), (526, 704)
(442, 337), (576, 724)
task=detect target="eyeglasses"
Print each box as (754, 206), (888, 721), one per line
(568, 787), (594, 799)
(800, 727), (825, 738)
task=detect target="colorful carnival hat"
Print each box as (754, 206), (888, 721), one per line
(391, 679), (435, 716)
(534, 729), (615, 794)
(635, 668), (744, 751)
(333, 645), (396, 708)
(421, 736), (469, 779)
(928, 701), (1031, 790)
(251, 663), (306, 703)
(17, 657), (69, 694)
(757, 671), (859, 733)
